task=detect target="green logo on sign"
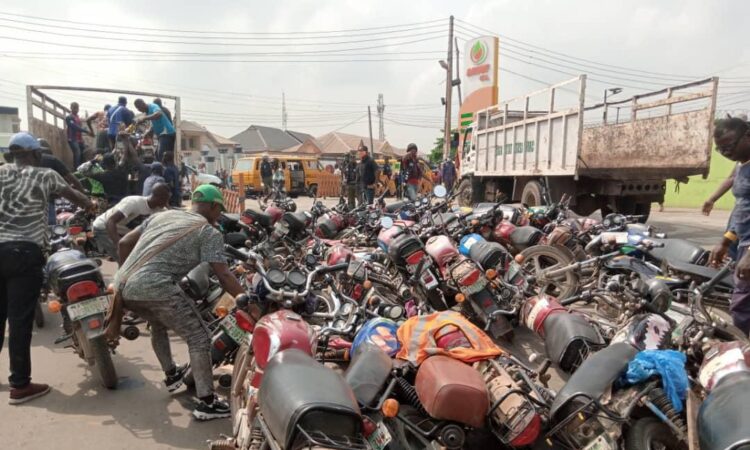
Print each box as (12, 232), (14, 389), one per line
(471, 40), (488, 65)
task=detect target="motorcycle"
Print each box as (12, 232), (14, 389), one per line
(45, 248), (119, 388)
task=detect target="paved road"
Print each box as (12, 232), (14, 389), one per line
(0, 199), (730, 449)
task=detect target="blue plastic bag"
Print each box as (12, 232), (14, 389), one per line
(619, 349), (688, 413)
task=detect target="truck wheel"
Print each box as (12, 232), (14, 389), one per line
(90, 335), (118, 389)
(634, 202), (651, 223)
(521, 180), (543, 206)
(456, 178), (473, 207)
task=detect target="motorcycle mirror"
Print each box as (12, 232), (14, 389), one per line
(380, 216), (394, 229)
(433, 184), (447, 199)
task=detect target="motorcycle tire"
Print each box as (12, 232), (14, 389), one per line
(519, 245), (578, 300)
(624, 418), (687, 450)
(231, 341), (251, 435)
(34, 301), (45, 328)
(90, 335), (118, 389)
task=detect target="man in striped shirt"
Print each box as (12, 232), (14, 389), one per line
(0, 132), (92, 405)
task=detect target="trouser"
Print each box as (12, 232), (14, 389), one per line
(406, 183), (418, 202)
(364, 187), (375, 205)
(346, 184), (357, 209)
(731, 245), (750, 334)
(68, 140), (83, 170)
(0, 242), (45, 388)
(262, 177), (273, 196)
(157, 133), (176, 162)
(123, 294), (213, 398)
(93, 227), (119, 262)
(48, 201), (56, 225)
(444, 179), (455, 193)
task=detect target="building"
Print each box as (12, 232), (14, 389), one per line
(230, 124), (313, 154)
(179, 120), (239, 173)
(0, 106), (21, 150)
(282, 131), (405, 168)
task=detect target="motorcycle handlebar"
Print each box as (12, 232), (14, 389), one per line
(699, 264), (733, 296)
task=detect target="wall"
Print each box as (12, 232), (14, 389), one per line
(665, 149), (735, 210)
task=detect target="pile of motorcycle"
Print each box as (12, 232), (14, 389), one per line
(201, 186), (750, 450)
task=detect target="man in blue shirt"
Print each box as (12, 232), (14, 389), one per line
(711, 117), (750, 333)
(107, 96), (135, 150)
(134, 98), (176, 162)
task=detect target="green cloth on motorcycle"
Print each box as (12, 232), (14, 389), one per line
(619, 349), (688, 413)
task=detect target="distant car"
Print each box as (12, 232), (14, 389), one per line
(182, 165), (223, 199)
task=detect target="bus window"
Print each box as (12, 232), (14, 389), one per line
(235, 159), (253, 171)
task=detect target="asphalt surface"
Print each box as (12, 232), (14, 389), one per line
(0, 199), (730, 449)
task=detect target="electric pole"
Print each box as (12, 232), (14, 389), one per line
(368, 106), (375, 155)
(377, 93), (385, 141)
(443, 15), (454, 161)
(454, 37), (462, 106)
(282, 91), (288, 131)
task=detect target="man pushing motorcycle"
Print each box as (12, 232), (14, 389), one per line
(115, 185), (244, 420)
(711, 117), (750, 335)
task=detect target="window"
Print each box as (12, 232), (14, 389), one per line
(188, 137), (196, 149)
(235, 159), (253, 171)
(181, 138), (187, 150)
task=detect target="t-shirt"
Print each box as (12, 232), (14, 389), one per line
(88, 168), (129, 204)
(115, 210), (225, 301)
(142, 174), (166, 196)
(147, 103), (175, 136)
(0, 164), (68, 246)
(729, 163), (750, 246)
(93, 195), (162, 235)
(107, 105), (135, 137)
(65, 113), (85, 142)
(40, 154), (70, 178)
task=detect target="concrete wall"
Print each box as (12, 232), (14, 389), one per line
(665, 149), (735, 210)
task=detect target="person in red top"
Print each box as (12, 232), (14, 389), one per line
(65, 102), (93, 170)
(401, 143), (422, 201)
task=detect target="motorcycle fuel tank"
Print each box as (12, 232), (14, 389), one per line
(252, 310), (317, 372)
(425, 235), (460, 269)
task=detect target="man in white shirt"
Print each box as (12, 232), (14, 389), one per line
(92, 183), (171, 262)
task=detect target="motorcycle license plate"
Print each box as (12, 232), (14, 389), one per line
(367, 421), (392, 450)
(420, 269), (439, 290)
(461, 276), (487, 295)
(220, 314), (247, 344)
(66, 295), (111, 321)
(583, 435), (615, 450)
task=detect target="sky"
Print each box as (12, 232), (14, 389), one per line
(0, 0), (748, 152)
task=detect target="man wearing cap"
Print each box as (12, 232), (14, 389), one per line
(402, 143), (422, 201)
(107, 96), (135, 151)
(115, 185), (244, 420)
(134, 98), (176, 163)
(0, 132), (93, 404)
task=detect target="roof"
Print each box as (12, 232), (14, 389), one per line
(313, 131), (405, 157)
(230, 124), (311, 153)
(0, 106), (19, 116)
(180, 120), (207, 133)
(209, 132), (237, 147)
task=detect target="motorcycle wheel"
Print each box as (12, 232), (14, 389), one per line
(34, 301), (45, 328)
(231, 341), (251, 435)
(519, 245), (578, 300)
(625, 418), (687, 450)
(90, 335), (118, 389)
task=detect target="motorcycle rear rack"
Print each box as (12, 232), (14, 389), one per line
(294, 425), (368, 450)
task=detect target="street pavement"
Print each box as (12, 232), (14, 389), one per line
(0, 198), (730, 449)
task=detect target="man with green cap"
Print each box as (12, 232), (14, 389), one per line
(115, 184), (244, 420)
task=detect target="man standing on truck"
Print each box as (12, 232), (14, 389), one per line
(152, 98), (173, 125)
(65, 102), (94, 170)
(402, 143), (422, 201)
(86, 104), (111, 155)
(107, 96), (135, 151)
(134, 99), (176, 163)
(358, 146), (378, 205)
(260, 154), (273, 196)
(0, 132), (93, 404)
(710, 117), (750, 334)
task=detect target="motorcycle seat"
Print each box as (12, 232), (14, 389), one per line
(224, 232), (248, 249)
(259, 349), (362, 450)
(550, 342), (638, 422)
(181, 262), (211, 299)
(283, 211), (309, 232)
(244, 209), (274, 229)
(510, 226), (543, 251)
(698, 372), (750, 450)
(544, 312), (605, 372)
(46, 249), (101, 293)
(384, 201), (408, 213)
(666, 260), (734, 290)
(415, 355), (490, 429)
(344, 344), (393, 407)
(648, 238), (708, 266)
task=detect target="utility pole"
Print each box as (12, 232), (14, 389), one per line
(282, 91), (288, 131)
(377, 93), (385, 141)
(443, 15), (454, 161)
(368, 106), (375, 155)
(454, 37), (462, 106)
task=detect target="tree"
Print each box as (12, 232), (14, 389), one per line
(429, 128), (458, 164)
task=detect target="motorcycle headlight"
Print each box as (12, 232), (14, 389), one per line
(52, 225), (67, 237)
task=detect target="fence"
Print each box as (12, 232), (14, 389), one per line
(317, 176), (342, 198)
(190, 175), (245, 214)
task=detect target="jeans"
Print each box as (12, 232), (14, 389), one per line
(0, 241), (45, 388)
(123, 294), (213, 398)
(731, 245), (750, 334)
(157, 133), (176, 162)
(406, 183), (418, 202)
(346, 184), (357, 210)
(364, 187), (375, 205)
(93, 227), (119, 263)
(68, 140), (83, 170)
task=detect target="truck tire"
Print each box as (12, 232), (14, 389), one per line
(90, 335), (118, 389)
(634, 202), (651, 223)
(307, 184), (318, 198)
(457, 178), (473, 207)
(521, 180), (543, 206)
